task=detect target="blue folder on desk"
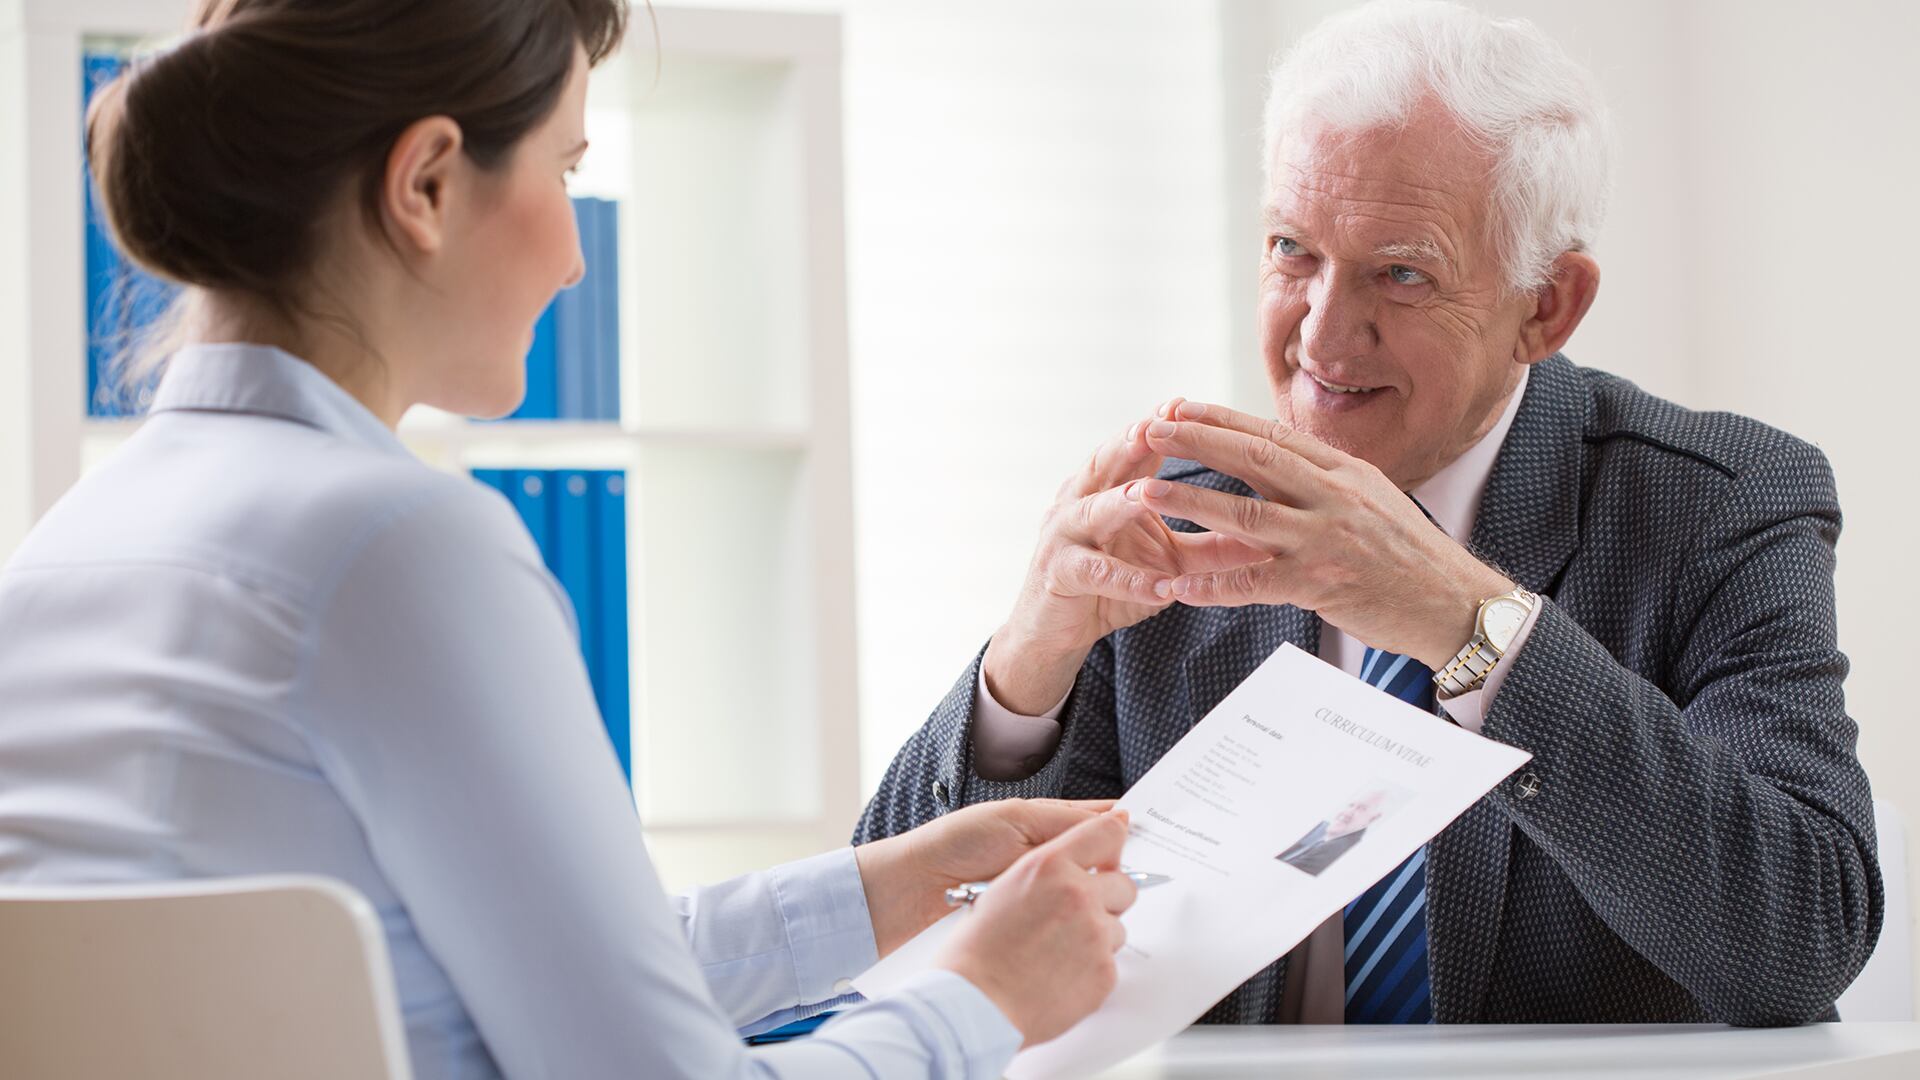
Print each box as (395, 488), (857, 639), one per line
(743, 1012), (837, 1046)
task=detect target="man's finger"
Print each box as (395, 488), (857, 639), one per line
(1049, 808), (1130, 870)
(1142, 420), (1321, 505)
(1170, 400), (1349, 471)
(1073, 482), (1178, 547)
(1165, 528), (1273, 574)
(1071, 420), (1165, 499)
(1050, 546), (1174, 605)
(1127, 478), (1302, 551)
(1171, 560), (1290, 607)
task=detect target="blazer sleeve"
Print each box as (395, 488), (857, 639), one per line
(1480, 439), (1882, 1026)
(853, 639), (1129, 843)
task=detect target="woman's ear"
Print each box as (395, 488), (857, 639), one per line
(1515, 251), (1600, 364)
(380, 116), (465, 256)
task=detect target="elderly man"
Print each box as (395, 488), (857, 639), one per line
(857, 0), (1880, 1027)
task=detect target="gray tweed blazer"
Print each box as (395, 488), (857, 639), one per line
(855, 354), (1882, 1026)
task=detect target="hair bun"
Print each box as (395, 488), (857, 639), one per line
(89, 26), (299, 295)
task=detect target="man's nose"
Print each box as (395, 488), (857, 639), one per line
(561, 249), (587, 291)
(1299, 271), (1377, 365)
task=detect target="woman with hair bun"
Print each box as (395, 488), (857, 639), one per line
(0, 2), (1136, 1076)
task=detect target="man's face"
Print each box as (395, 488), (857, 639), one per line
(1259, 102), (1537, 488)
(1330, 792), (1387, 836)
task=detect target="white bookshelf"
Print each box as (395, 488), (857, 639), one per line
(0, 0), (860, 891)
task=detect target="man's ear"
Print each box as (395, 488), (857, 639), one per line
(1515, 251), (1600, 364)
(380, 116), (465, 256)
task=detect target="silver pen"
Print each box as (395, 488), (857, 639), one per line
(945, 869), (1173, 908)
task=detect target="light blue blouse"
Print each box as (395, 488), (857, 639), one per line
(0, 343), (1020, 1079)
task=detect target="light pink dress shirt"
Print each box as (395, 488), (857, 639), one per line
(969, 369), (1540, 1022)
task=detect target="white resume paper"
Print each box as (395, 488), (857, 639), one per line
(853, 643), (1531, 1078)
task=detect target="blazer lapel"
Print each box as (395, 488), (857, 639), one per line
(1429, 353), (1589, 1021)
(1470, 353), (1587, 595)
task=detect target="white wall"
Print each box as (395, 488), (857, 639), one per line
(841, 2), (1238, 793)
(0, 14), (34, 555)
(1674, 0), (1920, 1005)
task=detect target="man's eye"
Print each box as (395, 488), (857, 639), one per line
(1386, 264), (1429, 286)
(1271, 236), (1305, 259)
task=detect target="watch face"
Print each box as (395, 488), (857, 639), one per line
(1481, 597), (1530, 651)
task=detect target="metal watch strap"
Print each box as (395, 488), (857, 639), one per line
(1435, 638), (1496, 696)
(1434, 587), (1535, 696)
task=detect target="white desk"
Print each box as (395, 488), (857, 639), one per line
(1093, 1023), (1920, 1079)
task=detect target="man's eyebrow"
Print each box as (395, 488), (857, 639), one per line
(1373, 239), (1450, 268)
(1261, 208), (1453, 269)
(1262, 207), (1308, 235)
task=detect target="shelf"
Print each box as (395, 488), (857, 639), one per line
(629, 445), (821, 827)
(402, 417), (810, 450)
(82, 415), (812, 474)
(579, 40), (817, 433)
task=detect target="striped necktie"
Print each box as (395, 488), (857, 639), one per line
(1343, 646), (1435, 1024)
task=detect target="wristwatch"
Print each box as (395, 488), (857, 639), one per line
(1433, 587), (1538, 696)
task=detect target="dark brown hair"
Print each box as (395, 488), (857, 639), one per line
(87, 0), (629, 313)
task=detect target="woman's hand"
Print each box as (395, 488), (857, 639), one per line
(854, 798), (1115, 957)
(935, 809), (1137, 1046)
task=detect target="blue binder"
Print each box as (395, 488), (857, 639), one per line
(555, 198), (596, 420)
(576, 199), (602, 420)
(81, 47), (176, 417)
(552, 469), (598, 670)
(511, 304), (559, 420)
(594, 200), (622, 421)
(509, 471), (555, 563)
(743, 1012), (838, 1046)
(82, 51), (126, 417)
(470, 469), (511, 499)
(592, 471), (631, 779)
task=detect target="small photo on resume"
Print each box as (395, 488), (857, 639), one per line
(1274, 782), (1413, 877)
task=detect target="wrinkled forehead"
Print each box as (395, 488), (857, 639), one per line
(1265, 110), (1499, 271)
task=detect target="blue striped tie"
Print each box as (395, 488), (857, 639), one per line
(1343, 646), (1435, 1024)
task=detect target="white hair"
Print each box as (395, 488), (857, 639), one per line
(1264, 0), (1613, 294)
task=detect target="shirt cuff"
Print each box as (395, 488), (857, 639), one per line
(968, 663), (1069, 781)
(1435, 599), (1543, 734)
(815, 969), (1024, 1080)
(767, 846), (882, 1010)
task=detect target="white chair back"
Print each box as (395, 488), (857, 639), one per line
(0, 874), (413, 1080)
(1838, 800), (1914, 1021)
